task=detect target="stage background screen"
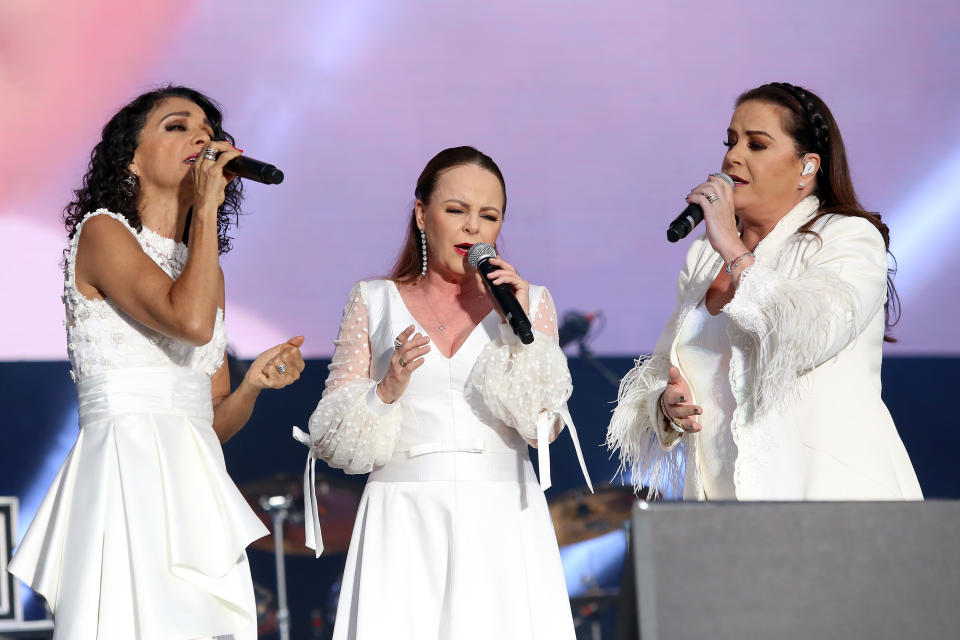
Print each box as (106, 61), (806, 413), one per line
(2, 0), (958, 359)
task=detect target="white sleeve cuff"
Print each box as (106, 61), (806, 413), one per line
(498, 321), (522, 346)
(365, 383), (396, 416)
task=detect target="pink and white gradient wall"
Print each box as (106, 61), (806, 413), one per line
(2, 0), (958, 359)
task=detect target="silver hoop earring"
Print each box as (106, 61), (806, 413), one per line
(420, 228), (427, 276)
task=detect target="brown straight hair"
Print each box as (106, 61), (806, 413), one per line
(389, 146), (506, 283)
(737, 83), (900, 341)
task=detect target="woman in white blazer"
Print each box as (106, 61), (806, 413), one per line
(608, 82), (922, 501)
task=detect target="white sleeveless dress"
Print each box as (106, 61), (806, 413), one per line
(9, 209), (268, 640)
(294, 279), (591, 640)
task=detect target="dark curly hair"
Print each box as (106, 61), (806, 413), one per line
(737, 82), (900, 341)
(63, 85), (243, 254)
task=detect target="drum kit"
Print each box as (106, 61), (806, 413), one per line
(239, 473), (363, 639)
(240, 473), (644, 639)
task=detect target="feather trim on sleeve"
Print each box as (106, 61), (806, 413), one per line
(606, 353), (685, 498)
(724, 262), (859, 417)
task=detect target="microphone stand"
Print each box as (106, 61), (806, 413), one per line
(576, 339), (621, 390)
(259, 494), (293, 640)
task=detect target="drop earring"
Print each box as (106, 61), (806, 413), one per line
(420, 228), (427, 276)
(123, 172), (138, 198)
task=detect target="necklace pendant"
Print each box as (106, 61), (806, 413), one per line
(438, 324), (445, 331)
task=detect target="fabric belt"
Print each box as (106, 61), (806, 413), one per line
(77, 366), (213, 423)
(293, 409), (593, 559)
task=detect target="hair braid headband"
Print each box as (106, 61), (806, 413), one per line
(769, 82), (831, 156)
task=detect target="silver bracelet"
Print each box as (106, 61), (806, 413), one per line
(658, 392), (686, 434)
(725, 251), (754, 275)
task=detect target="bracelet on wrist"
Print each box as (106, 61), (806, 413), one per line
(658, 392), (686, 435)
(725, 251), (754, 275)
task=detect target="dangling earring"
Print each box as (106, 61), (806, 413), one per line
(123, 172), (138, 198)
(419, 228), (427, 276)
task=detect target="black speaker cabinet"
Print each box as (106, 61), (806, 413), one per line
(628, 500), (960, 640)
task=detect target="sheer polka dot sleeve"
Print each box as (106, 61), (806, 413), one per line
(468, 285), (592, 490)
(530, 286), (560, 343)
(469, 286), (569, 443)
(323, 283), (372, 396)
(294, 283), (401, 475)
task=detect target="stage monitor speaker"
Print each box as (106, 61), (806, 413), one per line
(628, 500), (960, 640)
(0, 497), (54, 639)
(0, 497), (21, 625)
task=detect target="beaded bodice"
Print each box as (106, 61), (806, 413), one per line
(63, 209), (227, 382)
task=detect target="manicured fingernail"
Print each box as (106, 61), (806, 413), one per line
(233, 146), (243, 152)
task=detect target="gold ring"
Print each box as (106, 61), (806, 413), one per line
(398, 355), (408, 368)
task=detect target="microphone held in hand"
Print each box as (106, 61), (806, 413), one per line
(666, 172), (734, 242)
(467, 242), (534, 345)
(223, 154), (285, 185)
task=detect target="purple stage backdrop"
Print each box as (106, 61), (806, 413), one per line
(2, 0), (958, 358)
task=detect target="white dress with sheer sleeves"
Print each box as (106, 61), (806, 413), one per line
(9, 209), (268, 640)
(294, 279), (591, 640)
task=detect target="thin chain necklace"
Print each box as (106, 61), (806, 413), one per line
(419, 281), (450, 332)
(418, 278), (486, 332)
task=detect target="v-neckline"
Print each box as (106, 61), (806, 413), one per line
(388, 280), (496, 361)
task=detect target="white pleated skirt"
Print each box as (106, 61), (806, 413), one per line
(9, 367), (268, 640)
(333, 449), (575, 640)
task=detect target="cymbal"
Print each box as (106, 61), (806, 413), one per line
(240, 473), (363, 555)
(548, 484), (643, 547)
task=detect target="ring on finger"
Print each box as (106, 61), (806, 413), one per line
(203, 147), (219, 161)
(276, 362), (287, 375)
(398, 355), (408, 368)
(707, 193), (720, 203)
(393, 338), (403, 351)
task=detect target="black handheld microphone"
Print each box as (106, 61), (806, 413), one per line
(467, 242), (534, 345)
(224, 155), (285, 185)
(666, 172), (733, 242)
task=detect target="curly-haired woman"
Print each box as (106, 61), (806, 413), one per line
(9, 86), (305, 639)
(608, 83), (922, 501)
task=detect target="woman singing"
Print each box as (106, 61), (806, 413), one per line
(607, 82), (922, 501)
(10, 86), (305, 639)
(294, 146), (591, 639)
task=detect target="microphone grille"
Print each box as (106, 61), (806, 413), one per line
(467, 242), (497, 268)
(710, 172), (735, 187)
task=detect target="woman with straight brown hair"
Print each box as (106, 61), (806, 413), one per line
(295, 146), (590, 639)
(608, 82), (922, 501)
